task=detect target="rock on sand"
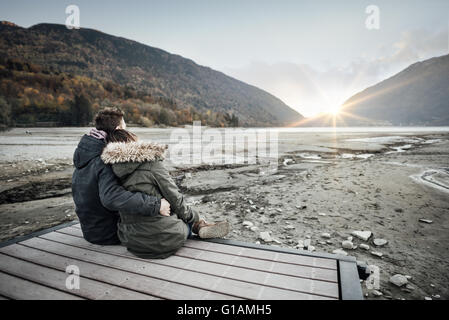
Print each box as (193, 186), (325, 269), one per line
(373, 238), (388, 246)
(332, 249), (348, 256)
(359, 244), (370, 250)
(389, 274), (408, 287)
(342, 240), (354, 249)
(351, 230), (372, 241)
(259, 231), (273, 242)
(321, 232), (331, 239)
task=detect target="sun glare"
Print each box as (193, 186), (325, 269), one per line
(329, 105), (341, 115)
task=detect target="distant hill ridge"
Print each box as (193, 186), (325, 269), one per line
(341, 54), (449, 126)
(0, 21), (303, 126)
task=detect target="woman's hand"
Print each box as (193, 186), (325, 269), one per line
(159, 198), (171, 216)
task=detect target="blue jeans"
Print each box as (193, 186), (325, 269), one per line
(187, 222), (194, 239)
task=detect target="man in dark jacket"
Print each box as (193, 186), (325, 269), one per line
(72, 107), (170, 245)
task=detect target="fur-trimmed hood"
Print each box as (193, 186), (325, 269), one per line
(101, 141), (167, 164)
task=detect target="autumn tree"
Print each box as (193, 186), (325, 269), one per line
(0, 96), (11, 126)
(70, 93), (93, 125)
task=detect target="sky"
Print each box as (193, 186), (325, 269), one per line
(1, 0), (448, 117)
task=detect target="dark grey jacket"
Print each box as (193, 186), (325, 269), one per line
(72, 135), (161, 245)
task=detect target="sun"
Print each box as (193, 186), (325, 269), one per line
(329, 105), (341, 115)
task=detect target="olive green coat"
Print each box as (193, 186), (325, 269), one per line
(101, 141), (199, 259)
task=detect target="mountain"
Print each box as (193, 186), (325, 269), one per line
(340, 54), (449, 126)
(0, 21), (303, 126)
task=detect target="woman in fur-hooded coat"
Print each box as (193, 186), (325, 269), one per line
(101, 130), (200, 259)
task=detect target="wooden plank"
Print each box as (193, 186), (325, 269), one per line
(56, 226), (86, 237)
(60, 226), (337, 270)
(338, 260), (364, 300)
(0, 244), (231, 300)
(54, 232), (337, 297)
(176, 246), (338, 283)
(23, 234), (335, 300)
(56, 227), (338, 282)
(185, 239), (337, 270)
(0, 271), (83, 300)
(52, 229), (338, 291)
(0, 221), (79, 249)
(0, 252), (155, 300)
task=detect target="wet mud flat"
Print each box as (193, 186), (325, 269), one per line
(0, 129), (448, 300)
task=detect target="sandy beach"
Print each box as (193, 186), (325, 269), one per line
(0, 127), (448, 300)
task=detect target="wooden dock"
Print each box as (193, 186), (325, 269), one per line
(0, 221), (363, 300)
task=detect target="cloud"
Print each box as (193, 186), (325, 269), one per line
(222, 28), (448, 117)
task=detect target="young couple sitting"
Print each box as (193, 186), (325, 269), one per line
(72, 107), (229, 259)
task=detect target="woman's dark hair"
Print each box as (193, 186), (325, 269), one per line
(94, 107), (124, 133)
(106, 129), (138, 143)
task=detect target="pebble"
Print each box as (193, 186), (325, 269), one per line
(332, 249), (348, 256)
(342, 240), (354, 249)
(389, 274), (408, 287)
(318, 212), (327, 216)
(371, 251), (383, 258)
(242, 221), (254, 228)
(249, 226), (258, 232)
(424, 297), (432, 300)
(259, 231), (273, 242)
(373, 238), (388, 246)
(321, 232), (331, 239)
(359, 244), (370, 250)
(419, 219), (433, 224)
(303, 239), (311, 247)
(372, 290), (383, 297)
(351, 230), (372, 241)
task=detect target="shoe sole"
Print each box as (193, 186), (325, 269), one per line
(198, 221), (230, 239)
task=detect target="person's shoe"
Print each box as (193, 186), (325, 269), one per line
(192, 220), (230, 239)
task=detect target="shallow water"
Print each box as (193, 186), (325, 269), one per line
(0, 126), (448, 163)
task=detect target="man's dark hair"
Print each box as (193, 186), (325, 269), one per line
(94, 107), (124, 133)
